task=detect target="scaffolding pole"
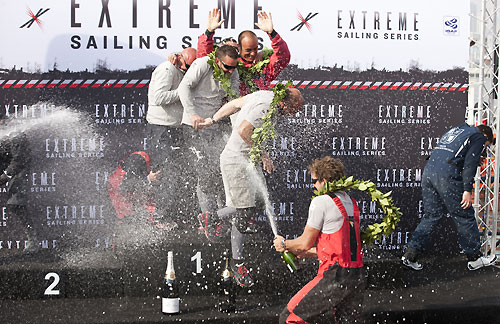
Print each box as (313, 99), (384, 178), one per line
(470, 0), (500, 258)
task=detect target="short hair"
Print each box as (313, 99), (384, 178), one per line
(282, 89), (293, 107)
(477, 124), (494, 143)
(308, 156), (346, 182)
(222, 37), (237, 44)
(215, 44), (239, 60)
(238, 30), (257, 44)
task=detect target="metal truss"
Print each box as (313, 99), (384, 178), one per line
(469, 0), (500, 258)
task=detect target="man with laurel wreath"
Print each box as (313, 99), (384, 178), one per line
(197, 9), (291, 96)
(177, 45), (240, 241)
(273, 156), (366, 324)
(200, 88), (304, 288)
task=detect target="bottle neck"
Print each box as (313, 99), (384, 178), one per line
(222, 256), (231, 279)
(166, 252), (175, 280)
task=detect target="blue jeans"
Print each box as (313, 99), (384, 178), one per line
(408, 168), (481, 257)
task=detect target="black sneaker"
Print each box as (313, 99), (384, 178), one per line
(401, 249), (423, 271)
(401, 256), (423, 270)
(231, 260), (254, 288)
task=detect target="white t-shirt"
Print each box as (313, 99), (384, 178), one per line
(307, 191), (354, 234)
(221, 90), (274, 162)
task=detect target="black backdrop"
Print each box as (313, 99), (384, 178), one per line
(0, 66), (467, 257)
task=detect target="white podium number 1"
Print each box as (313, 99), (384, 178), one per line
(44, 272), (60, 295)
(191, 251), (202, 275)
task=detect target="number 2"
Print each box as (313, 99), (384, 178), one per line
(44, 272), (60, 295)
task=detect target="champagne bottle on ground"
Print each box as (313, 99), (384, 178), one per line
(162, 251), (180, 314)
(218, 252), (235, 312)
(282, 250), (299, 273)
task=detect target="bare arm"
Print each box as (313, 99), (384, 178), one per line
(197, 96), (244, 129)
(295, 247), (317, 259)
(196, 9), (224, 58)
(237, 120), (254, 145)
(273, 225), (320, 254)
(213, 96), (245, 122)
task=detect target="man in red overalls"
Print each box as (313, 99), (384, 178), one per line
(197, 8), (290, 96)
(274, 156), (366, 324)
(108, 151), (173, 232)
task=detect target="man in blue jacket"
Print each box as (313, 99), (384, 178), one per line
(402, 124), (497, 271)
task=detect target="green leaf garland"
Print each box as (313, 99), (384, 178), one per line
(312, 176), (402, 246)
(237, 47), (273, 93)
(207, 51), (239, 99)
(249, 81), (292, 165)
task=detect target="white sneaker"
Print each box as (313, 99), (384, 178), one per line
(402, 256), (423, 270)
(467, 255), (497, 271)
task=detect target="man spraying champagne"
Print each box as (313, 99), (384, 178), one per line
(274, 157), (366, 324)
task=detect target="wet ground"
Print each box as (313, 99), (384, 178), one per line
(0, 234), (498, 324)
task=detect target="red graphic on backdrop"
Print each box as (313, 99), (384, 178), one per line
(20, 7), (50, 29)
(291, 11), (318, 32)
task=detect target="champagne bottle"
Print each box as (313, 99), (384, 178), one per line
(218, 252), (235, 312)
(282, 251), (298, 273)
(162, 251), (180, 314)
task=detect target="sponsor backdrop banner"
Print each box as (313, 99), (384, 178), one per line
(0, 0), (468, 292)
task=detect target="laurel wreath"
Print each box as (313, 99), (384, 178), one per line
(237, 47), (273, 93)
(249, 81), (292, 165)
(312, 176), (402, 246)
(207, 51), (239, 99)
(207, 47), (274, 98)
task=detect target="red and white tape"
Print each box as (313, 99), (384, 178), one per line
(0, 79), (468, 91)
(269, 80), (468, 91)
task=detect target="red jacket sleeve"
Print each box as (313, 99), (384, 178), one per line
(262, 32), (291, 83)
(196, 32), (215, 58)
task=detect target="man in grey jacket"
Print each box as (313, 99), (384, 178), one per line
(145, 47), (197, 228)
(178, 45), (240, 238)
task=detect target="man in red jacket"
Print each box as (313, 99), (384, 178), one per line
(197, 8), (291, 96)
(274, 157), (366, 324)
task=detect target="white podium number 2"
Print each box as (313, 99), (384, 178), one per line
(191, 251), (202, 274)
(44, 272), (60, 295)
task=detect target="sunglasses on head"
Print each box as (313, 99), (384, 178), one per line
(220, 60), (238, 71)
(176, 54), (190, 70)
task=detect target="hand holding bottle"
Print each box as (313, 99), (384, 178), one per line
(273, 235), (286, 252)
(273, 235), (299, 273)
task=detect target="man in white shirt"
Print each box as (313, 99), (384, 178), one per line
(201, 88), (304, 287)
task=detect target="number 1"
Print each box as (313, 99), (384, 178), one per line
(191, 251), (202, 274)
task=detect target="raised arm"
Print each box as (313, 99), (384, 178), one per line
(255, 12), (291, 82)
(196, 8), (224, 58)
(148, 64), (179, 106)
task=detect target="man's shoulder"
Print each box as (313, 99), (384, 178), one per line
(242, 91), (274, 112)
(311, 195), (333, 207)
(313, 191), (352, 204)
(245, 90), (274, 102)
(156, 60), (174, 71)
(193, 56), (210, 66)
